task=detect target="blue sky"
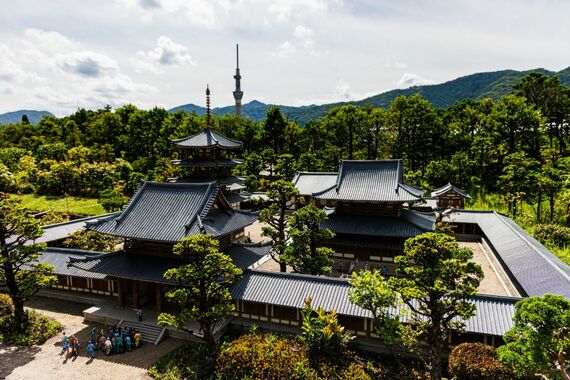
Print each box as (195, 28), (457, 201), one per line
(1, 0), (570, 116)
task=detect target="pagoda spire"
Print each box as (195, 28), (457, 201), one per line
(205, 84), (211, 129)
(233, 44), (243, 116)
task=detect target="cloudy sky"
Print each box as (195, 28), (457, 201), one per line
(1, 0), (570, 116)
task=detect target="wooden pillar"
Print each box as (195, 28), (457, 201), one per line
(133, 280), (140, 308)
(155, 283), (162, 313)
(117, 278), (124, 306)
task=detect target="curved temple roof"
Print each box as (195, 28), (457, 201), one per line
(172, 128), (243, 149)
(86, 181), (257, 243)
(431, 183), (471, 198)
(313, 160), (424, 203)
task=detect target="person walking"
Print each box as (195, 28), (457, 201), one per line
(87, 341), (95, 360)
(116, 334), (123, 353)
(62, 332), (69, 356)
(136, 308), (143, 322)
(90, 327), (97, 344)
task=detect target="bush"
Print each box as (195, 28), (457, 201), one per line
(148, 341), (210, 380)
(534, 224), (570, 248)
(300, 298), (352, 361)
(448, 343), (511, 380)
(0, 309), (63, 345)
(216, 333), (315, 380)
(0, 293), (14, 318)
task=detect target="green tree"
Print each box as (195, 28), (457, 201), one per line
(99, 188), (126, 212)
(497, 294), (570, 380)
(391, 233), (484, 380)
(499, 152), (539, 217)
(158, 234), (242, 351)
(63, 230), (118, 252)
(274, 154), (298, 181)
(349, 270), (400, 346)
(260, 180), (299, 272)
(282, 204), (334, 275)
(0, 193), (56, 330)
(263, 106), (288, 154)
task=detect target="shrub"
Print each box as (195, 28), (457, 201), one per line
(534, 224), (570, 248)
(216, 333), (315, 380)
(148, 341), (210, 380)
(0, 293), (14, 318)
(0, 309), (63, 345)
(448, 343), (511, 380)
(300, 297), (352, 361)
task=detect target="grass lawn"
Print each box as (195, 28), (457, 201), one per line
(12, 194), (106, 216)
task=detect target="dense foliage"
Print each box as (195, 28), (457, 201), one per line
(497, 294), (570, 380)
(448, 343), (511, 380)
(63, 230), (119, 252)
(0, 294), (62, 345)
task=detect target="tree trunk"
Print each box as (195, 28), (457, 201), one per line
(279, 262), (287, 272)
(429, 341), (443, 380)
(3, 263), (25, 330)
(550, 193), (555, 222)
(537, 193), (542, 223)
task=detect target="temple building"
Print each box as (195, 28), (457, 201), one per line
(170, 86), (248, 205)
(295, 160), (435, 273)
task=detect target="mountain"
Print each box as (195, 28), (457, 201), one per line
(0, 110), (53, 125)
(170, 66), (570, 125)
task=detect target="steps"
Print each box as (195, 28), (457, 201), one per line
(119, 320), (167, 345)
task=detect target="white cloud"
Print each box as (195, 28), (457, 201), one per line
(267, 0), (332, 23)
(271, 41), (297, 58)
(135, 36), (195, 73)
(0, 44), (42, 83)
(56, 51), (120, 77)
(396, 73), (434, 87)
(385, 62), (408, 69)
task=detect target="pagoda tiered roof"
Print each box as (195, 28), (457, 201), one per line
(86, 181), (257, 243)
(313, 160), (424, 203)
(172, 128), (243, 150)
(170, 158), (244, 168)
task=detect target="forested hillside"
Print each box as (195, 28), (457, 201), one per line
(167, 67), (570, 125)
(0, 110), (53, 125)
(1, 72), (569, 261)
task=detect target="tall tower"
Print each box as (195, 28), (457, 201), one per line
(233, 44), (243, 116)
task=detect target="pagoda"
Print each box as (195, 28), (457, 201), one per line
(170, 85), (247, 204)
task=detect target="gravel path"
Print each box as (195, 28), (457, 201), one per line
(0, 297), (183, 380)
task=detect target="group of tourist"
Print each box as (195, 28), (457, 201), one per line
(62, 325), (143, 361)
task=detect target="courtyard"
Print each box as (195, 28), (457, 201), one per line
(0, 297), (183, 380)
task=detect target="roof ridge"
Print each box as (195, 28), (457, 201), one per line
(114, 181), (149, 224)
(45, 247), (106, 256)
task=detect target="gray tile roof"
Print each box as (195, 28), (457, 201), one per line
(431, 183), (471, 198)
(87, 181), (257, 243)
(172, 128), (243, 149)
(322, 209), (435, 237)
(35, 248), (107, 279)
(68, 243), (272, 282)
(232, 270), (518, 336)
(226, 242), (273, 268)
(292, 171), (338, 196)
(171, 159), (244, 168)
(313, 160), (424, 202)
(449, 210), (570, 298)
(69, 251), (182, 283)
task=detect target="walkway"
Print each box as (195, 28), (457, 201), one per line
(0, 297), (183, 380)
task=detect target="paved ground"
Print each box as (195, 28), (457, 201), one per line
(0, 297), (183, 380)
(459, 241), (517, 296)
